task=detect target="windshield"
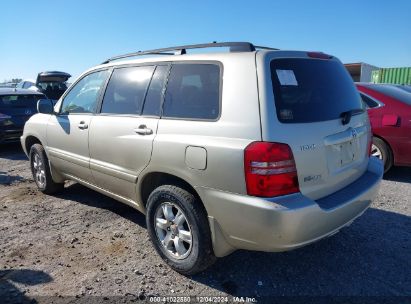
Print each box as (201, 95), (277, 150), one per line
(0, 95), (44, 108)
(270, 58), (363, 123)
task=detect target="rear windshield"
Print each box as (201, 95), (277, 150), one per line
(270, 58), (363, 123)
(0, 95), (44, 108)
(368, 85), (411, 106)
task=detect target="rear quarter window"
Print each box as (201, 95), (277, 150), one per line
(163, 63), (221, 120)
(271, 58), (363, 123)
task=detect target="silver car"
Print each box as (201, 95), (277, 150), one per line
(21, 42), (383, 274)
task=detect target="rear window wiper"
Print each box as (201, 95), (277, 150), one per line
(340, 108), (365, 125)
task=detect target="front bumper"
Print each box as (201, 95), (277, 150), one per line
(20, 135), (28, 156)
(197, 157), (383, 257)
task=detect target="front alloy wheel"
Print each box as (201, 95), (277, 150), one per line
(32, 152), (46, 188)
(29, 143), (64, 194)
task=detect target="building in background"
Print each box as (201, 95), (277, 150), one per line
(371, 67), (411, 85)
(345, 63), (411, 85)
(344, 62), (380, 82)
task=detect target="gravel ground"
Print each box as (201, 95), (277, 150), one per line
(0, 143), (410, 303)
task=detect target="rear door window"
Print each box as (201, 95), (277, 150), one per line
(101, 66), (155, 115)
(271, 58), (363, 123)
(142, 65), (169, 116)
(163, 63), (220, 120)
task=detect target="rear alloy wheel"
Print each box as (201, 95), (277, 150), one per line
(29, 144), (64, 194)
(155, 202), (193, 259)
(372, 137), (393, 173)
(146, 185), (216, 275)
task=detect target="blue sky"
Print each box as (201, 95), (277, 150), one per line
(0, 0), (410, 82)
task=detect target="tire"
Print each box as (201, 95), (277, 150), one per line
(29, 144), (64, 194)
(371, 137), (393, 173)
(146, 185), (216, 275)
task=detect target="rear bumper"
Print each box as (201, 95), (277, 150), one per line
(197, 157), (383, 257)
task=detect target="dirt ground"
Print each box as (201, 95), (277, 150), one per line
(0, 143), (410, 303)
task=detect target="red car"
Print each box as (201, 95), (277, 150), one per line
(356, 83), (411, 172)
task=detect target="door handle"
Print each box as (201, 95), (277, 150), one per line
(78, 121), (88, 130)
(134, 125), (153, 135)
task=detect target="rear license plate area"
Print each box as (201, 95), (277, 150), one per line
(339, 140), (356, 167)
(326, 139), (361, 174)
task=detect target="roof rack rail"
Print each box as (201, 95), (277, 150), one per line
(101, 42), (279, 64)
(254, 45), (279, 51)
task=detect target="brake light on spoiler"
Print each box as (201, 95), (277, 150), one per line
(307, 52), (333, 59)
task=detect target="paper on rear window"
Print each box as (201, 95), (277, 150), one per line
(276, 70), (298, 86)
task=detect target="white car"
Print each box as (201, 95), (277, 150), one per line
(16, 79), (39, 91)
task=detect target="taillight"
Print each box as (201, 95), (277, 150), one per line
(244, 142), (300, 197)
(307, 52), (332, 59)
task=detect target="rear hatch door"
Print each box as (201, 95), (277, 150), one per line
(259, 53), (371, 200)
(36, 71), (71, 84)
(36, 72), (71, 100)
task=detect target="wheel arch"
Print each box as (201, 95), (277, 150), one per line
(138, 171), (234, 257)
(139, 171), (203, 211)
(24, 135), (43, 155)
(24, 134), (65, 183)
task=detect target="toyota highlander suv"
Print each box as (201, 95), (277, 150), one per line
(21, 42), (383, 274)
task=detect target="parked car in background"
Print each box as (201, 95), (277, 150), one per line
(16, 79), (38, 91)
(36, 71), (71, 101)
(0, 82), (18, 88)
(357, 83), (411, 172)
(0, 88), (46, 144)
(395, 84), (411, 93)
(21, 42), (382, 274)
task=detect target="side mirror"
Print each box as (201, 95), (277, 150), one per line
(37, 99), (54, 114)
